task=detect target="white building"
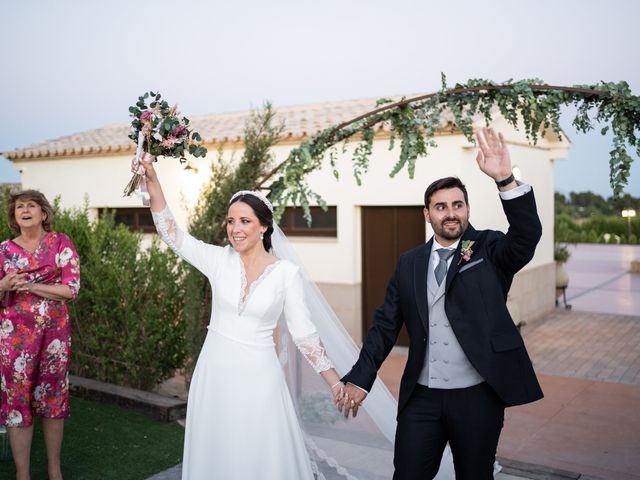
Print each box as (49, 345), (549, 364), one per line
(4, 96), (569, 342)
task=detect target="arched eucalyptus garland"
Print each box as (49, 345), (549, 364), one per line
(260, 76), (639, 222)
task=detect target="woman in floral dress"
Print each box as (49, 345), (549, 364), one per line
(0, 190), (80, 480)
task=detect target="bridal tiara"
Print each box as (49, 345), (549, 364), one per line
(229, 190), (274, 213)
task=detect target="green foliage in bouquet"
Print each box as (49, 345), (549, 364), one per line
(124, 91), (208, 196)
(128, 91), (207, 160)
(0, 191), (188, 390)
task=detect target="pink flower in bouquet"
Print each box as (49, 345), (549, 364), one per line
(175, 125), (189, 137)
(140, 111), (154, 123)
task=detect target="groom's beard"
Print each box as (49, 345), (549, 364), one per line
(432, 215), (468, 241)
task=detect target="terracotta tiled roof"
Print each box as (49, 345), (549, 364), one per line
(4, 97), (407, 160)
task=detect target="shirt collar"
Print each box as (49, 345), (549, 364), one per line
(431, 237), (460, 256)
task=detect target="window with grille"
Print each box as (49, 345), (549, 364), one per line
(278, 206), (337, 237)
(98, 208), (155, 234)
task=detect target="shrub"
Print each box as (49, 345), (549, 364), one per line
(553, 208), (639, 245)
(0, 191), (187, 390)
(554, 243), (570, 263)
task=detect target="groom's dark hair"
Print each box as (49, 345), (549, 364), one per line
(424, 177), (469, 208)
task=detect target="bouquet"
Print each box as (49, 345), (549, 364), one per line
(123, 91), (207, 198)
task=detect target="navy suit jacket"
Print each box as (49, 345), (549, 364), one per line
(343, 189), (544, 414)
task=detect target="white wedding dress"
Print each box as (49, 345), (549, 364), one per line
(153, 207), (333, 479)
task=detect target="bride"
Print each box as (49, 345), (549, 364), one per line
(141, 155), (461, 479)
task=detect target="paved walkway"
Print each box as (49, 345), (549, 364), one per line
(524, 310), (640, 385)
(563, 243), (640, 316)
(498, 244), (640, 480)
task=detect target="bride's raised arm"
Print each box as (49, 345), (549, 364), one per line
(141, 155), (222, 277)
(141, 154), (184, 250)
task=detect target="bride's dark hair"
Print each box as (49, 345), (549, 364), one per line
(229, 194), (274, 251)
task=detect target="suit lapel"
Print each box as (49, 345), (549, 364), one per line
(414, 240), (431, 334)
(445, 224), (479, 292)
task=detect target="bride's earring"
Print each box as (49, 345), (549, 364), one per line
(260, 231), (264, 241)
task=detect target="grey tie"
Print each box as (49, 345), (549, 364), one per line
(435, 248), (455, 286)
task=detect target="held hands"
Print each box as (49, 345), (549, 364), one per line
(475, 127), (513, 184)
(336, 383), (368, 418)
(331, 382), (343, 403)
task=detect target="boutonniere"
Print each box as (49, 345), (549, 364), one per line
(458, 240), (475, 265)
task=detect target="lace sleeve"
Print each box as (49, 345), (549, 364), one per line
(151, 206), (184, 251)
(152, 205), (224, 278)
(283, 266), (334, 374)
(294, 332), (334, 373)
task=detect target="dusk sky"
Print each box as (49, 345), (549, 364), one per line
(1, 0), (638, 198)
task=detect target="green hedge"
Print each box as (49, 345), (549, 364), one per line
(1, 189), (187, 390)
(556, 213), (640, 244)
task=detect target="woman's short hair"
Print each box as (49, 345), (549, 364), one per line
(7, 189), (55, 233)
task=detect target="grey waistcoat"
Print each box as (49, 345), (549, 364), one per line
(417, 258), (484, 388)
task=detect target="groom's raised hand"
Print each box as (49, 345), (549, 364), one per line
(475, 127), (516, 190)
(337, 383), (367, 418)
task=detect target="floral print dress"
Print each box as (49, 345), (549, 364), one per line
(0, 231), (80, 427)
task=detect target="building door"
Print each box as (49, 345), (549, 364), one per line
(361, 206), (426, 347)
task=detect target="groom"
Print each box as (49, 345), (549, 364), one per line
(339, 127), (544, 479)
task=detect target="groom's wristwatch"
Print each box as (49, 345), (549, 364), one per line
(495, 173), (515, 188)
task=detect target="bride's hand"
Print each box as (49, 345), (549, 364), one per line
(331, 382), (344, 404)
(338, 384), (367, 418)
(141, 153), (157, 179)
